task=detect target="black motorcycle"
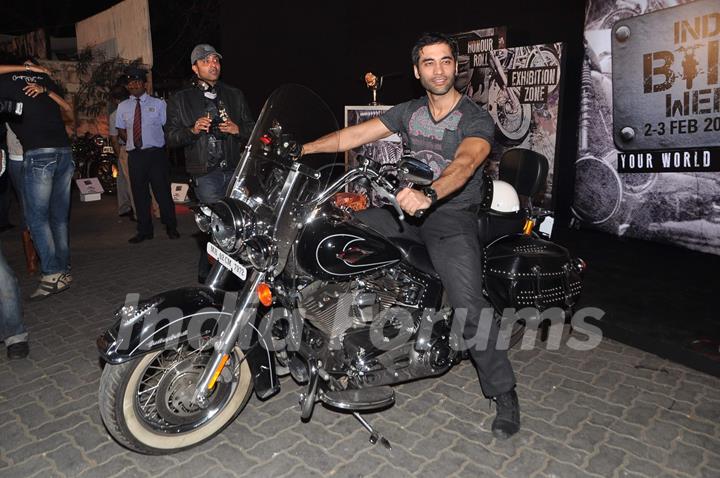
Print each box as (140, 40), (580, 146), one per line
(97, 84), (584, 454)
(72, 133), (118, 194)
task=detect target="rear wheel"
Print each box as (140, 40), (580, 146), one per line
(99, 345), (252, 454)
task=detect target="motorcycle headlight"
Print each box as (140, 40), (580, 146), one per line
(245, 235), (277, 271)
(195, 206), (212, 233)
(209, 199), (256, 254)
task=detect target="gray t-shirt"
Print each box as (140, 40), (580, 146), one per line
(379, 95), (493, 209)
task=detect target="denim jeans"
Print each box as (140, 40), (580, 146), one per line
(194, 169), (233, 204)
(194, 169), (233, 280)
(0, 242), (26, 345)
(23, 147), (73, 275)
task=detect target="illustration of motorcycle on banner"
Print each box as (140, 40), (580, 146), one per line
(486, 44), (561, 146)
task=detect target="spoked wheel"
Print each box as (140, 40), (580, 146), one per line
(527, 46), (561, 96)
(99, 345), (252, 454)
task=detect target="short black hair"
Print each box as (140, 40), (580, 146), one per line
(411, 32), (458, 66)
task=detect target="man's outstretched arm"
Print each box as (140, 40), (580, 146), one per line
(303, 117), (393, 155)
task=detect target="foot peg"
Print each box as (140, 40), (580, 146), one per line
(322, 386), (395, 411)
(353, 412), (391, 449)
(289, 354), (308, 383)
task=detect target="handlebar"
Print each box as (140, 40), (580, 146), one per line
(306, 155), (437, 222)
(305, 155), (409, 220)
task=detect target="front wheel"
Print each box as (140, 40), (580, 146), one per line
(98, 345), (252, 454)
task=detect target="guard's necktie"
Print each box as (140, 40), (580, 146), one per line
(133, 98), (143, 149)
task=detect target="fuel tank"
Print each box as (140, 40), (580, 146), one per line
(296, 214), (401, 281)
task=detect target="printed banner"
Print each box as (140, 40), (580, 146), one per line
(572, 0), (720, 256)
(453, 27), (508, 107)
(344, 106), (403, 205)
(452, 30), (564, 210)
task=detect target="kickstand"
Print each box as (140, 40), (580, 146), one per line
(353, 412), (391, 450)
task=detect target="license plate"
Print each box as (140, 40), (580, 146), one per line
(102, 146), (114, 154)
(207, 242), (247, 280)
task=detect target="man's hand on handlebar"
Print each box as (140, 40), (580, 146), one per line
(396, 188), (431, 216)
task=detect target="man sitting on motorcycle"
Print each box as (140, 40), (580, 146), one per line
(303, 32), (520, 439)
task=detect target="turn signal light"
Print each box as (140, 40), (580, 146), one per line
(522, 218), (534, 235)
(257, 283), (273, 307)
(207, 354), (230, 390)
(334, 192), (368, 211)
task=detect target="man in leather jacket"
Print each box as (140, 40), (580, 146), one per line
(165, 44), (255, 280)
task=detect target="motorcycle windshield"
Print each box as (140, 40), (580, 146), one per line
(228, 84), (338, 211)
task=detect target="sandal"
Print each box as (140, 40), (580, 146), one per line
(29, 272), (72, 301)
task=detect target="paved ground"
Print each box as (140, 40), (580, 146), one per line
(1, 193), (719, 478)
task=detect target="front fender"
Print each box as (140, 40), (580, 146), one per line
(97, 286), (279, 399)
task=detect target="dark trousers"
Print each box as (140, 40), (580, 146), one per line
(356, 206), (516, 398)
(127, 148), (177, 235)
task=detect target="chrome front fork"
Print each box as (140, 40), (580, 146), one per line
(194, 269), (264, 407)
(204, 261), (230, 290)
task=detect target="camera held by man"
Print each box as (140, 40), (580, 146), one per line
(206, 100), (230, 139)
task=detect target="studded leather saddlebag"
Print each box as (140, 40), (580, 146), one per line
(482, 234), (583, 312)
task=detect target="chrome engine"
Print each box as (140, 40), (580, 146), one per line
(296, 267), (456, 386)
(297, 267), (426, 340)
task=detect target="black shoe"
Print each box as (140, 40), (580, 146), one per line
(491, 389), (520, 440)
(166, 227), (180, 239)
(0, 224), (15, 233)
(128, 233), (154, 244)
(7, 341), (29, 360)
(120, 210), (138, 222)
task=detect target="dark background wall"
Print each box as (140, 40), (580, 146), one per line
(219, 0), (588, 222)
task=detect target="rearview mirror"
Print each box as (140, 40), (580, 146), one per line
(397, 157), (433, 186)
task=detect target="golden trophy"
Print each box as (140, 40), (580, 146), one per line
(365, 72), (382, 106)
